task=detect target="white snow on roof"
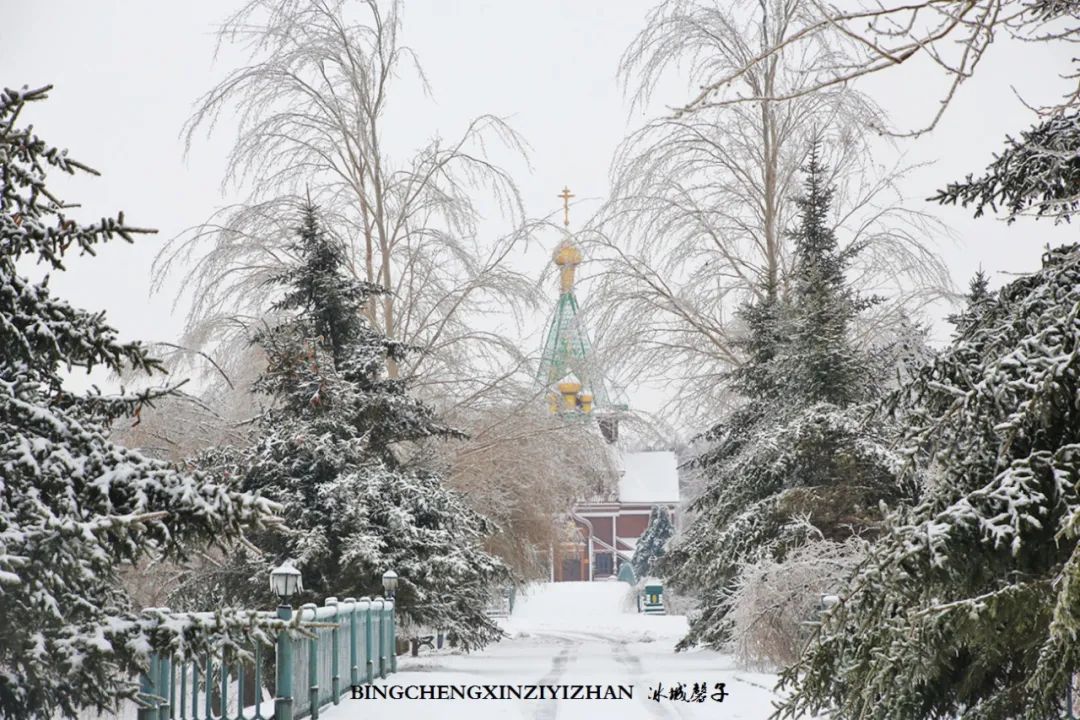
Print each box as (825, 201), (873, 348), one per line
(617, 450), (680, 504)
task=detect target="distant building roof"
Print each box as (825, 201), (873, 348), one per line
(617, 451), (680, 504)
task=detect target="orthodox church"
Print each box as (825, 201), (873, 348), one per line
(539, 188), (680, 582)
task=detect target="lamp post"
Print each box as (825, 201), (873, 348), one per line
(270, 562), (302, 720)
(381, 570), (398, 673)
(381, 569), (398, 600)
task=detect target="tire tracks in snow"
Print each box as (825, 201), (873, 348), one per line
(531, 629), (679, 719)
(533, 637), (577, 720)
(609, 637), (683, 720)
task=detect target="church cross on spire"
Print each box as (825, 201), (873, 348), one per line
(558, 186), (575, 228)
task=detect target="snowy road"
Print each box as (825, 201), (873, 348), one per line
(320, 581), (787, 720)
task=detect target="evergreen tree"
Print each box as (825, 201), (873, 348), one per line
(946, 268), (993, 335)
(0, 86), (279, 720)
(933, 109), (1080, 222)
(784, 145), (874, 407)
(632, 505), (675, 578)
(662, 149), (901, 649)
(196, 204), (509, 649)
(873, 309), (935, 390)
(776, 244), (1080, 720)
(727, 276), (787, 402)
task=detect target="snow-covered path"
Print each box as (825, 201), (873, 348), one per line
(320, 581), (786, 719)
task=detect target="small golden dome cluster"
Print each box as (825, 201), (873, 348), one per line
(547, 373), (594, 415)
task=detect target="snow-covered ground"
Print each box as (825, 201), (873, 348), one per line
(320, 581), (787, 719)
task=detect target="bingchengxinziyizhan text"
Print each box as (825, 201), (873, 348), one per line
(350, 684), (635, 701)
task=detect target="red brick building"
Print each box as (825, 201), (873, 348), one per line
(552, 450), (680, 582)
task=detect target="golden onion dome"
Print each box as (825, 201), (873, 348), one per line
(553, 240), (582, 267)
(556, 372), (582, 394)
(553, 240), (582, 293)
(558, 379), (582, 395)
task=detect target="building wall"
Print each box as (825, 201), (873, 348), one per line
(615, 513), (649, 538)
(582, 515), (614, 548)
(553, 502), (681, 581)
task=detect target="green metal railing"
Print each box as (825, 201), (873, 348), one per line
(137, 597), (396, 720)
(137, 645), (269, 720)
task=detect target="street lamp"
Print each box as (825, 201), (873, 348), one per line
(382, 569), (398, 600)
(270, 561), (303, 601)
(270, 562), (302, 720)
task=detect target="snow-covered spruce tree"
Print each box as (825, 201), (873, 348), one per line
(946, 268), (994, 336)
(0, 85), (280, 720)
(782, 146), (877, 408)
(933, 109), (1080, 222)
(662, 147), (902, 650)
(195, 204), (509, 649)
(775, 244), (1080, 720)
(632, 505), (675, 579)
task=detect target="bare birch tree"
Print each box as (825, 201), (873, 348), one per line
(674, 0), (1078, 130)
(154, 0), (540, 408)
(666, 1), (1080, 222)
(443, 399), (620, 580)
(581, 0), (952, 426)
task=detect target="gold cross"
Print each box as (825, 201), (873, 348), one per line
(557, 186), (575, 227)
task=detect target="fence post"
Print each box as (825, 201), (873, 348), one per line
(219, 649), (228, 720)
(237, 652), (245, 719)
(179, 659), (187, 720)
(326, 597), (340, 704)
(387, 600), (396, 674)
(374, 598), (387, 680)
(137, 653), (159, 720)
(191, 661), (200, 720)
(204, 655), (212, 720)
(275, 604), (294, 720)
(343, 598), (358, 687)
(301, 603), (319, 720)
(253, 644), (264, 720)
(362, 598), (374, 684)
(157, 653), (172, 720)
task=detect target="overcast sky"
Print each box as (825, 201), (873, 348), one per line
(5, 0), (1077, 418)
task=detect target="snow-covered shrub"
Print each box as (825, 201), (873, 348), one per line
(727, 532), (864, 670)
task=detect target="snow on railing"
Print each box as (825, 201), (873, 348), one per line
(135, 597), (396, 720)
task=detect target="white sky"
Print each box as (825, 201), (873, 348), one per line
(5, 0), (1077, 419)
